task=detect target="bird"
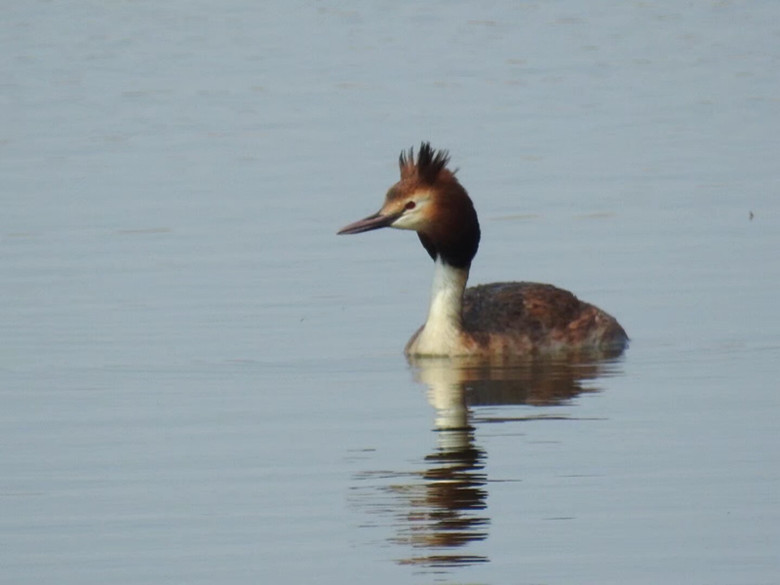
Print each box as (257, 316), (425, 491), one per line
(337, 142), (628, 357)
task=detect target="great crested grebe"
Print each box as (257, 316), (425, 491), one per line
(338, 142), (628, 357)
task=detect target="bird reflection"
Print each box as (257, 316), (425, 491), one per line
(352, 350), (624, 571)
(394, 423), (489, 568)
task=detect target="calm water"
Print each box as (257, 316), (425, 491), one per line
(2, 2), (779, 584)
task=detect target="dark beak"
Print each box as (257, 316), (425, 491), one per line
(337, 211), (401, 235)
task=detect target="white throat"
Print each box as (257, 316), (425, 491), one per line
(409, 258), (469, 355)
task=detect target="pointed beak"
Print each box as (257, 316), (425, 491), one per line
(337, 210), (401, 235)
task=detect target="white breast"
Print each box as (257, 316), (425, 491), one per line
(405, 259), (469, 356)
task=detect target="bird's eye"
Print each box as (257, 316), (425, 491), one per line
(405, 201), (416, 210)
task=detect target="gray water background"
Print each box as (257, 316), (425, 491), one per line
(2, 2), (779, 584)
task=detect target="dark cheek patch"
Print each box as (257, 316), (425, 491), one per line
(417, 232), (437, 261)
(417, 226), (480, 269)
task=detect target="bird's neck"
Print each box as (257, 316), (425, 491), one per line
(414, 258), (470, 354)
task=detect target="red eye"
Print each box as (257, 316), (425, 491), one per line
(405, 201), (416, 210)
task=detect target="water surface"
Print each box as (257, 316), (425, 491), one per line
(2, 2), (779, 584)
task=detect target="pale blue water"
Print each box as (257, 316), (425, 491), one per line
(2, 2), (779, 584)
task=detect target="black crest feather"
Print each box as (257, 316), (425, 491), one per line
(399, 142), (451, 184)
